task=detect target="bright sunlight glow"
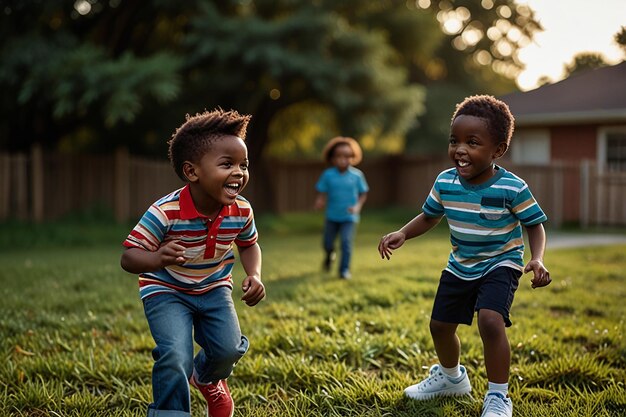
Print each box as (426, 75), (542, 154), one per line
(515, 0), (625, 91)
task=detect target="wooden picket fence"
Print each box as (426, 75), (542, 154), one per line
(1, 146), (625, 228)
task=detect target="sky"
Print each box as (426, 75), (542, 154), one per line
(515, 0), (625, 91)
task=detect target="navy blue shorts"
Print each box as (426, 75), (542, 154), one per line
(431, 267), (522, 327)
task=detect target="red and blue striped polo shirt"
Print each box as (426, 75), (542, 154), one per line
(123, 184), (258, 299)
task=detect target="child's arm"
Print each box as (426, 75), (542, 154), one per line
(523, 223), (551, 288)
(120, 240), (186, 274)
(378, 213), (441, 260)
(348, 192), (368, 214)
(314, 192), (326, 210)
(238, 242), (265, 306)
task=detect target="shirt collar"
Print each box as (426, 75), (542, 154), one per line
(179, 184), (208, 220)
(179, 184), (233, 220)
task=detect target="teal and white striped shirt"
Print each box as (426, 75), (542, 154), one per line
(422, 166), (547, 280)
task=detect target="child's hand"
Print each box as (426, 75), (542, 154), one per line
(241, 276), (265, 306)
(347, 204), (361, 214)
(314, 195), (326, 210)
(156, 240), (187, 267)
(378, 232), (406, 260)
(524, 259), (551, 289)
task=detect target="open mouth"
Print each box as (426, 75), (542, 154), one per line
(457, 160), (470, 168)
(224, 182), (241, 196)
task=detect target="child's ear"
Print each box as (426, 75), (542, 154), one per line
(182, 161), (198, 182)
(494, 142), (508, 159)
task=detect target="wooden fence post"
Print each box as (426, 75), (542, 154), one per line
(114, 147), (130, 223)
(551, 162), (563, 228)
(0, 153), (9, 221)
(14, 153), (28, 221)
(31, 144), (44, 222)
(580, 160), (590, 229)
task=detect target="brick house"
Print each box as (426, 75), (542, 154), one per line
(501, 61), (626, 169)
(500, 61), (626, 226)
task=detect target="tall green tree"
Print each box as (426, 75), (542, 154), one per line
(0, 0), (187, 153)
(0, 0), (541, 161)
(401, 0), (542, 153)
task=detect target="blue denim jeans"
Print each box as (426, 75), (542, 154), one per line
(143, 286), (249, 417)
(323, 219), (356, 276)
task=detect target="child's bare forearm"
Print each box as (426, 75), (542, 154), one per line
(400, 213), (441, 240)
(238, 243), (262, 279)
(121, 247), (159, 274)
(356, 192), (367, 208)
(525, 223), (546, 261)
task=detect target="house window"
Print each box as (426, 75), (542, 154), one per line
(606, 132), (626, 171)
(599, 127), (626, 172)
(510, 129), (550, 164)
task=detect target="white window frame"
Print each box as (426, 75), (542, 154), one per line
(510, 128), (551, 165)
(597, 125), (626, 171)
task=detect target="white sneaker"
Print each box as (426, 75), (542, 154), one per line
(481, 392), (512, 417)
(404, 364), (472, 400)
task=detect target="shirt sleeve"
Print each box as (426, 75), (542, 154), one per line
(421, 175), (444, 217)
(511, 183), (547, 226)
(315, 170), (328, 193)
(123, 205), (168, 251)
(357, 171), (369, 193)
(234, 201), (258, 248)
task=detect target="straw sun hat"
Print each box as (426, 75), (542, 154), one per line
(321, 136), (363, 166)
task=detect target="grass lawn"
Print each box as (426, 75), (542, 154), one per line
(1, 209), (625, 416)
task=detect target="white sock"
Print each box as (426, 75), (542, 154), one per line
(440, 364), (462, 379)
(488, 381), (508, 395)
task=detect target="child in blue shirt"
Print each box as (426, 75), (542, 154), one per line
(315, 136), (369, 279)
(378, 95), (551, 417)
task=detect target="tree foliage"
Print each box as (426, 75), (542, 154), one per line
(564, 53), (609, 78)
(614, 26), (626, 55)
(0, 0), (541, 160)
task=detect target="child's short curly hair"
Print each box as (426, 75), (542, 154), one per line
(322, 136), (363, 165)
(168, 108), (251, 181)
(451, 95), (515, 146)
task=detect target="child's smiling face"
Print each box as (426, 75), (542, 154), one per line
(448, 115), (507, 185)
(185, 135), (249, 215)
(331, 143), (355, 172)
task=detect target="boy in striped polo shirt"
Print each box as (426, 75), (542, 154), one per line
(121, 109), (265, 417)
(378, 95), (551, 417)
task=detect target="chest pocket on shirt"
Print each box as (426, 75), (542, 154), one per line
(479, 197), (507, 221)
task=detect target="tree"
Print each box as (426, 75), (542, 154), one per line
(0, 0), (187, 153)
(402, 0), (543, 153)
(564, 52), (609, 78)
(1, 0), (540, 154)
(615, 26), (626, 55)
(0, 0), (541, 170)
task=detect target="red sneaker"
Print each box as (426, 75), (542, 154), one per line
(190, 375), (234, 417)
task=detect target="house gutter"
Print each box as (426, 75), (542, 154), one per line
(514, 109), (626, 127)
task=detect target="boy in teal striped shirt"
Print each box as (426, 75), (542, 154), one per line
(378, 95), (551, 417)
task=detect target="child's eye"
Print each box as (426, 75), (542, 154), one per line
(449, 138), (457, 145)
(222, 162), (232, 168)
(241, 164), (248, 171)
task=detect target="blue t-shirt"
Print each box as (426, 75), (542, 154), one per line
(422, 166), (547, 280)
(316, 166), (369, 222)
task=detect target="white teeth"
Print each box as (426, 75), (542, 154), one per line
(458, 161), (469, 167)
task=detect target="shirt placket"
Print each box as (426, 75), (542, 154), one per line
(203, 213), (224, 259)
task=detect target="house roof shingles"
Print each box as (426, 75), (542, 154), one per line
(501, 61), (626, 126)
